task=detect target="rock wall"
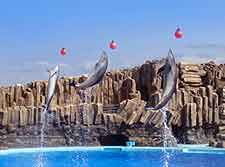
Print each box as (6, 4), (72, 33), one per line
(1, 60), (225, 148)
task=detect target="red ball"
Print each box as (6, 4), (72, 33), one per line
(60, 48), (67, 56)
(175, 29), (183, 39)
(109, 41), (117, 49)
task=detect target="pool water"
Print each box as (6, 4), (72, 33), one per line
(0, 147), (225, 167)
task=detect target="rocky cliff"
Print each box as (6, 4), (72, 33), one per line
(1, 60), (225, 148)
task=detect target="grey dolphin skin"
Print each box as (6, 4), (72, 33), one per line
(146, 49), (178, 110)
(45, 65), (59, 111)
(70, 51), (108, 90)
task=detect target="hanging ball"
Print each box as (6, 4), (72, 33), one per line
(109, 40), (117, 49)
(175, 28), (183, 39)
(60, 48), (67, 56)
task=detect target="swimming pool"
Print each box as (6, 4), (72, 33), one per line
(0, 147), (225, 167)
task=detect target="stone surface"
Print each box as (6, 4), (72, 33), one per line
(1, 60), (225, 148)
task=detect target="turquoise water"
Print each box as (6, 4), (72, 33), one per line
(0, 147), (225, 167)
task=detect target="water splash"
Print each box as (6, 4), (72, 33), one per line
(72, 152), (90, 167)
(40, 108), (47, 148)
(34, 152), (45, 167)
(70, 88), (93, 167)
(161, 108), (177, 147)
(34, 107), (48, 167)
(78, 87), (93, 146)
(161, 108), (177, 167)
(81, 87), (92, 104)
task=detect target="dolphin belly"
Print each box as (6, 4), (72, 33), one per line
(75, 51), (108, 90)
(150, 49), (178, 110)
(46, 65), (59, 111)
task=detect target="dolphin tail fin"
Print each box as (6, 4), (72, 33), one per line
(41, 104), (48, 114)
(41, 104), (52, 114)
(42, 104), (49, 111)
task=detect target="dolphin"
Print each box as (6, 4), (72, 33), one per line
(146, 49), (178, 110)
(45, 65), (59, 111)
(70, 51), (108, 89)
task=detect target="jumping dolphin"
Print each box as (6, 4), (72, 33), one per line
(146, 49), (178, 110)
(70, 51), (108, 89)
(45, 65), (59, 111)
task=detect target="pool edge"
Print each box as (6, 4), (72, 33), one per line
(1, 146), (225, 155)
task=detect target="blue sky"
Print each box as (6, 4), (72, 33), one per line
(1, 0), (225, 85)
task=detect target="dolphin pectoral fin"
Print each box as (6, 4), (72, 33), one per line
(157, 59), (167, 75)
(157, 65), (165, 75)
